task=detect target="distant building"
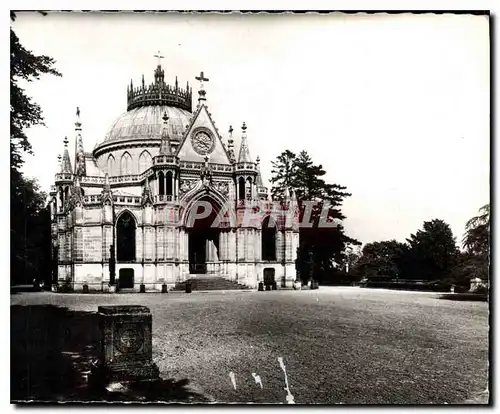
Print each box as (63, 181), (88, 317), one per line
(49, 60), (299, 292)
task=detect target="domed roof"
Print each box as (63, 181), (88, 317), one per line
(94, 64), (194, 151)
(97, 105), (192, 147)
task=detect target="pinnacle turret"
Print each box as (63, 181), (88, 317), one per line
(74, 107), (86, 176)
(61, 136), (72, 174)
(142, 178), (153, 206)
(227, 125), (236, 163)
(101, 173), (113, 205)
(237, 122), (252, 163)
(159, 112), (172, 155)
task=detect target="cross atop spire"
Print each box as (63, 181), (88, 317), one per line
(154, 50), (164, 67)
(195, 71), (209, 103)
(195, 71), (209, 89)
(75, 106), (82, 131)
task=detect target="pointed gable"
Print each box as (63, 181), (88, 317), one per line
(175, 104), (231, 164)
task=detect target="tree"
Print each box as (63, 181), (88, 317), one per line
(10, 176), (51, 285)
(271, 150), (360, 284)
(11, 12), (61, 285)
(344, 245), (362, 273)
(452, 251), (489, 287)
(405, 219), (459, 281)
(456, 204), (490, 286)
(354, 240), (408, 281)
(270, 150), (297, 200)
(462, 204), (489, 257)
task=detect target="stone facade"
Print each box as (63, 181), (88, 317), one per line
(49, 63), (299, 292)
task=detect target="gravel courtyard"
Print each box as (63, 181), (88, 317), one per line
(11, 287), (489, 404)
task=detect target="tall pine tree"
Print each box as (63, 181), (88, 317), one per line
(270, 150), (360, 284)
(270, 150), (297, 200)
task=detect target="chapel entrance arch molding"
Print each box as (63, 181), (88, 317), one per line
(180, 188), (236, 229)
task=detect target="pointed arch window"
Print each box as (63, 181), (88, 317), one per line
(166, 171), (173, 196)
(59, 186), (64, 207)
(262, 215), (277, 261)
(107, 154), (115, 176)
(246, 177), (253, 201)
(138, 150), (152, 173)
(120, 152), (132, 175)
(116, 212), (136, 262)
(238, 177), (245, 201)
(158, 171), (165, 195)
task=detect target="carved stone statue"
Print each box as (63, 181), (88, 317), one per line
(206, 239), (219, 262)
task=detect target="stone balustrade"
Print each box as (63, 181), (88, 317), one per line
(154, 194), (175, 203)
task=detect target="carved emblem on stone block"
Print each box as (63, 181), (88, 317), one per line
(115, 324), (145, 354)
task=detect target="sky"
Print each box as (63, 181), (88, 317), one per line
(12, 11), (490, 246)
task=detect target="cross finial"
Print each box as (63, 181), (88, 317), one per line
(154, 50), (164, 67)
(75, 107), (82, 130)
(195, 71), (209, 89)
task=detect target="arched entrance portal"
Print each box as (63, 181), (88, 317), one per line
(186, 196), (222, 274)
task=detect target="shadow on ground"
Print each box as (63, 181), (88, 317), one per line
(10, 285), (43, 295)
(438, 293), (488, 302)
(11, 305), (209, 403)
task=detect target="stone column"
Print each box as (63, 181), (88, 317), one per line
(185, 230), (189, 261)
(275, 231), (283, 262)
(220, 231), (227, 261)
(255, 229), (262, 261)
(174, 173), (178, 199)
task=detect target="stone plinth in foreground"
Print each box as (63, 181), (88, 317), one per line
(91, 305), (160, 385)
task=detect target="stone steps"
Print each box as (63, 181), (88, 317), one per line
(171, 276), (251, 291)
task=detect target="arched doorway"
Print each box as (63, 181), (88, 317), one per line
(186, 196), (222, 274)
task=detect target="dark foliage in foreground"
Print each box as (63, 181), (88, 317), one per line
(10, 12), (61, 285)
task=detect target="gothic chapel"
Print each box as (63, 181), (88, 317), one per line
(50, 57), (299, 292)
